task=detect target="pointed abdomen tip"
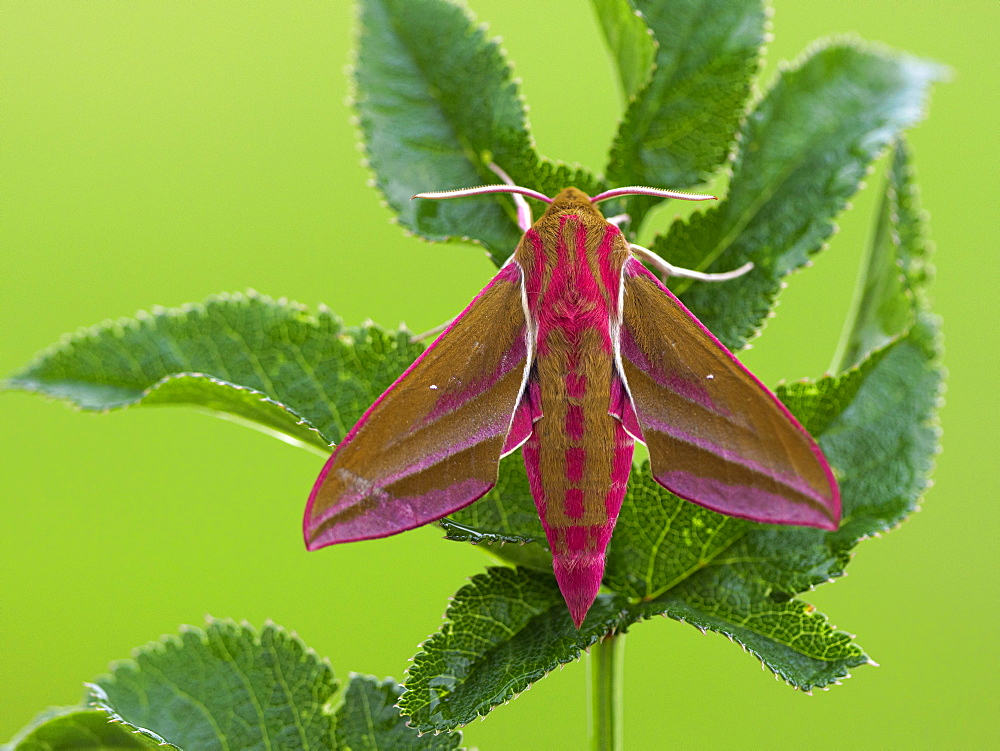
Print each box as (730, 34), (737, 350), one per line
(553, 553), (605, 629)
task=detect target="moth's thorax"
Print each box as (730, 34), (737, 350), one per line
(514, 187), (626, 282)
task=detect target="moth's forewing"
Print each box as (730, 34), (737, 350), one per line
(305, 263), (532, 549)
(618, 258), (840, 530)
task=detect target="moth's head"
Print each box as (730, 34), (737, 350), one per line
(549, 187), (594, 210)
(542, 187), (604, 222)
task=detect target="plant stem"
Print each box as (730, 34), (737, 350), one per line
(589, 631), (625, 751)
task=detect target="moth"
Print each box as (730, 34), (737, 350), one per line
(304, 166), (840, 628)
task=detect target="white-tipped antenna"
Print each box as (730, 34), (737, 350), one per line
(412, 184), (553, 203)
(592, 186), (717, 203)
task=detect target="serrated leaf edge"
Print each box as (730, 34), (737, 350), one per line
(350, 0), (605, 264)
(664, 36), (944, 344)
(4, 289), (345, 388)
(627, 599), (872, 692)
(85, 684), (183, 750)
(92, 617), (338, 748)
(608, 0), (771, 208)
(398, 569), (626, 732)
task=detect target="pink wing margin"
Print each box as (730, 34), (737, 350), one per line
(615, 258), (840, 530)
(304, 262), (535, 549)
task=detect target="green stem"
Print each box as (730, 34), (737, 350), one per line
(589, 631), (625, 751)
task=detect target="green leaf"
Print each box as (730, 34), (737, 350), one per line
(4, 636), (463, 751)
(659, 42), (943, 350)
(833, 137), (934, 371)
(4, 291), (423, 451)
(889, 141), (937, 319)
(400, 565), (868, 731)
(607, 0), (766, 227)
(830, 186), (912, 370)
(92, 619), (338, 751)
(604, 464), (749, 600)
(638, 578), (870, 691)
(357, 0), (601, 265)
(337, 675), (463, 750)
(590, 0), (656, 103)
(399, 567), (628, 733)
(2, 706), (167, 750)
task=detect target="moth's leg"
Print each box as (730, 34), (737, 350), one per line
(488, 162), (533, 232)
(630, 243), (754, 282)
(409, 319), (454, 344)
(605, 213), (630, 228)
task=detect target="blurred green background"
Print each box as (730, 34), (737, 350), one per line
(2, 1), (997, 748)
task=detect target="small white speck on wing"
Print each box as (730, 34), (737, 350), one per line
(430, 384), (438, 390)
(706, 374), (715, 380)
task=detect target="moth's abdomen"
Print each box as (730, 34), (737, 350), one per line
(522, 413), (632, 627)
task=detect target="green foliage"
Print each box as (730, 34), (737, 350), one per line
(401, 557), (869, 734)
(0, 706), (168, 750)
(6, 0), (944, 742)
(606, 0), (766, 228)
(833, 139), (935, 370)
(336, 675), (463, 750)
(661, 43), (943, 350)
(356, 0), (601, 265)
(4, 620), (462, 751)
(590, 0), (656, 103)
(92, 619), (338, 750)
(635, 586), (869, 691)
(605, 467), (749, 599)
(4, 291), (423, 452)
(399, 567), (629, 732)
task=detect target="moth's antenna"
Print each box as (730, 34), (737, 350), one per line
(486, 163), (535, 232)
(412, 184), (553, 203)
(592, 186), (717, 203)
